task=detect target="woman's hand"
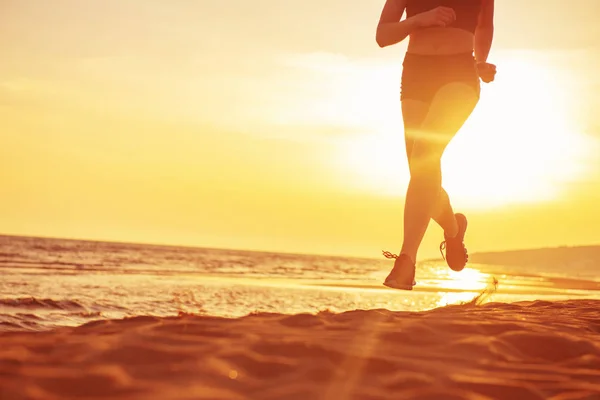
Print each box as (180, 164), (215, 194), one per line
(477, 62), (496, 83)
(414, 6), (456, 28)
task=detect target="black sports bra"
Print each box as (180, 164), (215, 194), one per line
(406, 0), (482, 34)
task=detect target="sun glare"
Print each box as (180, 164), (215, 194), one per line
(334, 55), (596, 208)
(431, 266), (494, 307)
(437, 267), (489, 291)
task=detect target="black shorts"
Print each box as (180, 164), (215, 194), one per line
(400, 52), (480, 103)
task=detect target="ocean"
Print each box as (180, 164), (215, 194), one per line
(1, 235), (599, 332)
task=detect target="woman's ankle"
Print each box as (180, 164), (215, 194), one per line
(444, 222), (459, 239)
(398, 251), (416, 265)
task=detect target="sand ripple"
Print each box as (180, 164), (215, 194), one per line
(1, 300), (599, 400)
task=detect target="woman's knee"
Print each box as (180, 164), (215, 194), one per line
(408, 150), (442, 178)
(409, 166), (442, 194)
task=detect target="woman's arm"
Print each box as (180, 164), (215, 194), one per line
(376, 1), (457, 48)
(474, 0), (494, 62)
(375, 0), (414, 48)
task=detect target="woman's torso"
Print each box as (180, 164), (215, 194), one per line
(405, 0), (482, 55)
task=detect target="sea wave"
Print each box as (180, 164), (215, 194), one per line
(0, 297), (86, 310)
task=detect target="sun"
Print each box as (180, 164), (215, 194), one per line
(333, 54), (595, 209)
(442, 56), (591, 208)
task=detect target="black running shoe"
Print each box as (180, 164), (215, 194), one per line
(439, 213), (469, 272)
(382, 251), (416, 290)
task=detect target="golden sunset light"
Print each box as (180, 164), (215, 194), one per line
(331, 53), (597, 209)
(1, 0), (600, 259)
(3, 2), (600, 398)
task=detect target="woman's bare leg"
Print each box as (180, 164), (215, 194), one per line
(402, 103), (459, 240)
(432, 188), (459, 238)
(399, 82), (479, 263)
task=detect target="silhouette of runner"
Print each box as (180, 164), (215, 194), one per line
(376, 0), (496, 290)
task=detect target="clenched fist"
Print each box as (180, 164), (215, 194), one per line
(414, 6), (456, 28)
(477, 62), (496, 83)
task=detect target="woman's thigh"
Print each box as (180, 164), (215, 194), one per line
(403, 82), (479, 164)
(402, 99), (430, 164)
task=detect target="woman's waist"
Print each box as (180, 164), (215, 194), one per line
(407, 27), (474, 56)
(402, 51), (478, 78)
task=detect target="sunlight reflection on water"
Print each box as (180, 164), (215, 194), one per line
(2, 236), (599, 331)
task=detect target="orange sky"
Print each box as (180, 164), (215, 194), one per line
(2, 0), (600, 258)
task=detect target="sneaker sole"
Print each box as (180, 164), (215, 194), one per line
(383, 280), (415, 291)
(447, 213), (468, 271)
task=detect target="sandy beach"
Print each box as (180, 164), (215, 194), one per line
(2, 299), (599, 400)
(3, 0), (600, 399)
